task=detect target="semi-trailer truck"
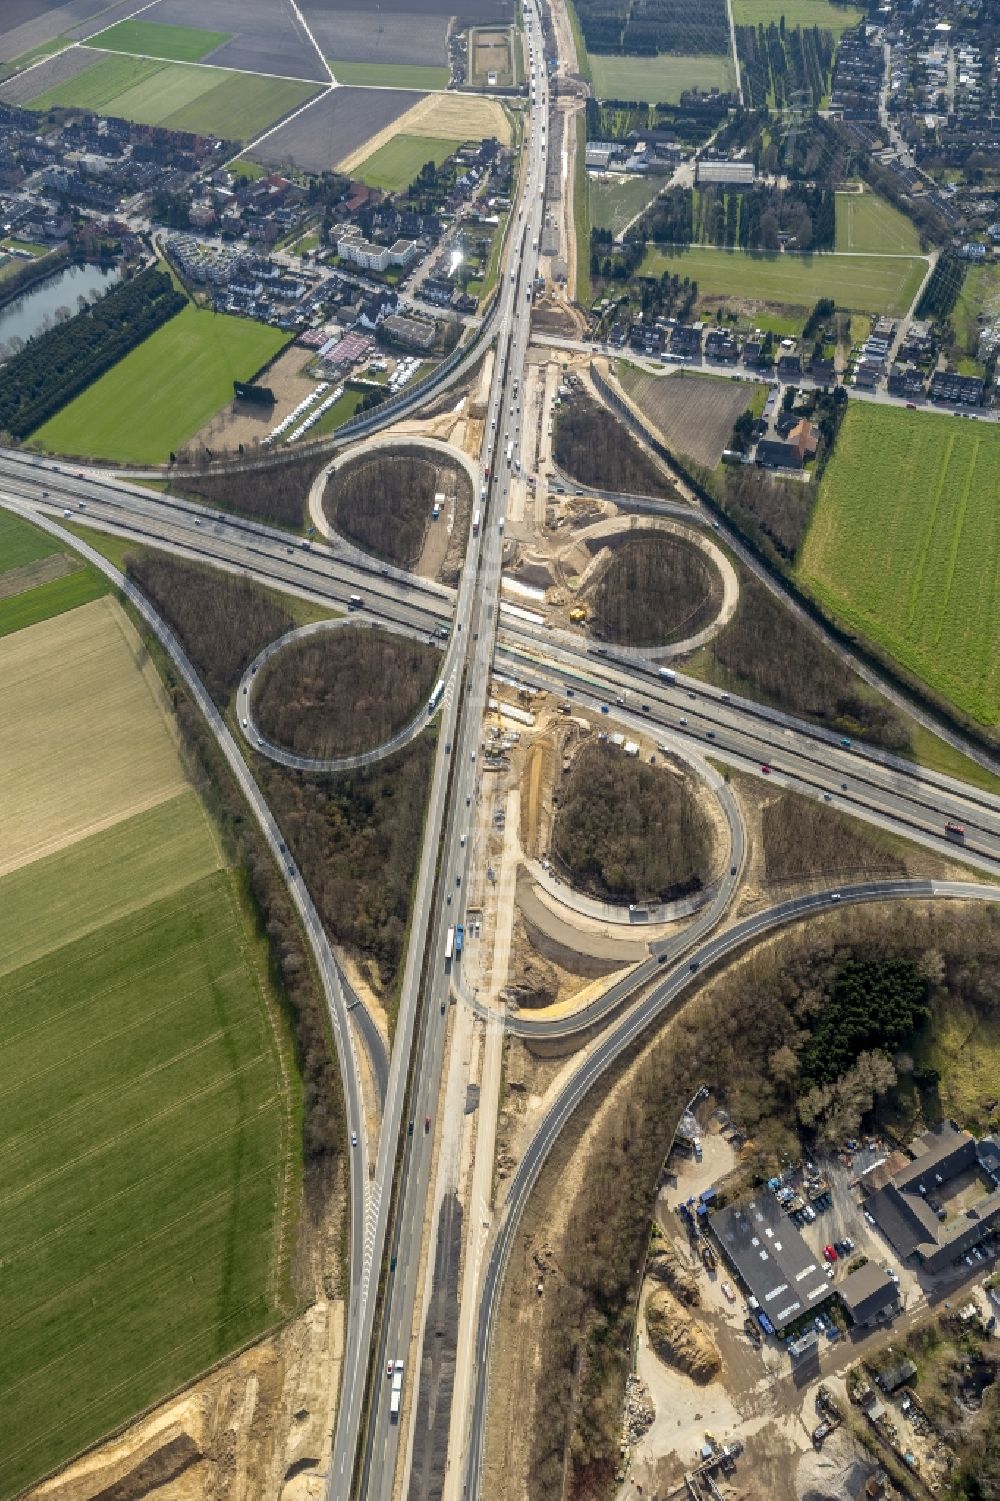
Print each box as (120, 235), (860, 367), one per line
(658, 667), (677, 682)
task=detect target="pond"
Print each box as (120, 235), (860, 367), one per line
(0, 261), (120, 354)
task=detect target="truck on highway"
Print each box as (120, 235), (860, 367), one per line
(428, 680), (445, 714)
(390, 1361), (404, 1419)
(506, 441), (513, 465)
(658, 667), (677, 682)
(445, 926), (455, 962)
(472, 508), (481, 535)
(455, 923), (464, 955)
(348, 593), (363, 610)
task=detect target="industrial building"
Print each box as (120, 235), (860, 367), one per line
(838, 1263), (900, 1329)
(696, 158), (755, 186)
(864, 1120), (1000, 1275)
(709, 1193), (833, 1335)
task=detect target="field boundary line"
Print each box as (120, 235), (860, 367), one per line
(223, 80), (333, 169)
(78, 43), (329, 88)
(283, 0), (336, 85)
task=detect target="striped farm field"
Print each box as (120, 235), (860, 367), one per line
(84, 19), (230, 62)
(798, 403), (1000, 724)
(0, 595), (299, 1498)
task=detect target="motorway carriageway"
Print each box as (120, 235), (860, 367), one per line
(9, 454), (1000, 875)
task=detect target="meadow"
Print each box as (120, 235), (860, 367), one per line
(0, 507), (58, 570)
(356, 132), (463, 191)
(84, 19), (229, 62)
(639, 243), (927, 316)
(590, 51), (734, 103)
(834, 190), (921, 254)
(0, 565), (107, 637)
(731, 0), (861, 31)
(798, 403), (1000, 724)
(24, 52), (317, 139)
(32, 303), (288, 464)
(0, 596), (298, 1498)
(330, 59), (448, 88)
(589, 172), (669, 237)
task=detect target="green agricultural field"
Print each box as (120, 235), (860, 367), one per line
(84, 19), (230, 62)
(640, 243), (927, 316)
(32, 304), (288, 464)
(0, 508), (59, 571)
(589, 172), (670, 236)
(835, 191), (921, 254)
(0, 792), (220, 977)
(798, 403), (1000, 724)
(0, 867), (296, 1501)
(0, 565), (108, 637)
(355, 132), (462, 191)
(329, 59), (449, 88)
(590, 52), (734, 104)
(23, 53), (317, 140)
(732, 0), (861, 32)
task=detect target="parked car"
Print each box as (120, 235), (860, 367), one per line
(823, 1244), (838, 1262)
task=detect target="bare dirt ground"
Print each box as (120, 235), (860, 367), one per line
(0, 552), (78, 600)
(186, 345), (318, 458)
(622, 369), (755, 470)
(28, 1181), (347, 1501)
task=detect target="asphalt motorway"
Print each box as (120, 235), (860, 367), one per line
(355, 13), (552, 1499)
(461, 876), (1000, 1498)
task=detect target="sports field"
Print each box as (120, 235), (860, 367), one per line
(799, 403), (1000, 724)
(0, 597), (297, 1499)
(640, 243), (927, 316)
(22, 52), (318, 139)
(834, 190), (921, 254)
(330, 59), (449, 88)
(32, 303), (288, 464)
(732, 0), (861, 31)
(590, 52), (734, 104)
(356, 132), (463, 190)
(85, 19), (229, 62)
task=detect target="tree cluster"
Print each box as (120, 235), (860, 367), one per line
(736, 23), (836, 111)
(252, 629), (440, 760)
(551, 742), (713, 903)
(916, 252), (968, 322)
(519, 900), (1000, 1501)
(591, 534), (721, 647)
(172, 450), (327, 529)
(706, 570), (912, 752)
(325, 448), (470, 568)
(0, 267), (185, 439)
(127, 553), (293, 711)
(634, 182), (835, 252)
(554, 392), (675, 497)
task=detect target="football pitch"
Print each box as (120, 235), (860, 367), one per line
(590, 52), (734, 104)
(32, 304), (288, 464)
(799, 403), (1000, 724)
(640, 243), (927, 316)
(834, 191), (921, 254)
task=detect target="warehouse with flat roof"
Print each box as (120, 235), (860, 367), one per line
(709, 1193), (833, 1334)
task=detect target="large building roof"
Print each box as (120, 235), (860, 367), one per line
(709, 1194), (832, 1333)
(839, 1262), (899, 1324)
(866, 1121), (1000, 1274)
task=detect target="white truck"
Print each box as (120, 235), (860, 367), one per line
(657, 667), (677, 683)
(390, 1360), (404, 1419)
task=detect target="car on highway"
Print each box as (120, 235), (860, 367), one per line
(831, 892), (841, 901)
(63, 507), (72, 517)
(424, 1116), (431, 1132)
(351, 1131), (358, 1147)
(761, 763), (771, 774)
(242, 718), (248, 728)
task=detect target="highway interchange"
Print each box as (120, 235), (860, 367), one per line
(4, 9), (1000, 1492)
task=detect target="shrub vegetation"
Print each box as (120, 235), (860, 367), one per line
(253, 628), (440, 759)
(551, 742), (713, 902)
(173, 450), (328, 529)
(554, 391), (677, 497)
(590, 533), (722, 646)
